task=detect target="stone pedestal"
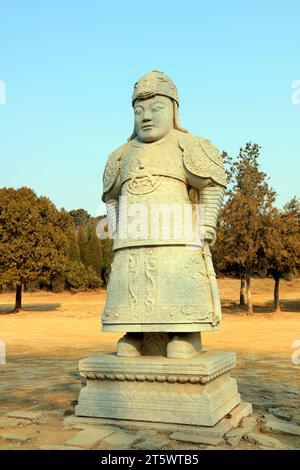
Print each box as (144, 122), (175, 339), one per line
(76, 350), (241, 427)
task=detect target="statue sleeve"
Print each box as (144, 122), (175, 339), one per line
(102, 145), (126, 240)
(105, 198), (118, 239)
(102, 144), (126, 202)
(180, 134), (226, 244)
(199, 185), (225, 245)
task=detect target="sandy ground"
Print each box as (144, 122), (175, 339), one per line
(0, 277), (299, 450)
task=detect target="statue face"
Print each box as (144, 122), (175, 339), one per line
(134, 95), (173, 143)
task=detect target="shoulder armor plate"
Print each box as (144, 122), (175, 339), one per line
(179, 134), (227, 187)
(102, 143), (127, 200)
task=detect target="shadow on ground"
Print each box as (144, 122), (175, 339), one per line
(0, 303), (61, 314)
(222, 299), (300, 315)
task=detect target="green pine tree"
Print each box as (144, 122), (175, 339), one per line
(0, 187), (71, 312)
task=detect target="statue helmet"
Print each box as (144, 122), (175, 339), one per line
(129, 70), (187, 140)
(132, 70), (179, 106)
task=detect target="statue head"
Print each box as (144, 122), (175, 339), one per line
(129, 70), (187, 142)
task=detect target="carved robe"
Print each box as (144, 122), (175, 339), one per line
(101, 129), (226, 332)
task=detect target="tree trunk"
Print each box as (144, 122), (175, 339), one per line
(239, 274), (246, 306)
(274, 274), (280, 312)
(246, 275), (253, 315)
(14, 284), (22, 312)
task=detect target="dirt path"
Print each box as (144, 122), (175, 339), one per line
(0, 278), (299, 449)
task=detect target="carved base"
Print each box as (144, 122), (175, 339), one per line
(75, 351), (241, 427)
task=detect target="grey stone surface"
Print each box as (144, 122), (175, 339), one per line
(225, 428), (245, 447)
(63, 423), (94, 431)
(65, 425), (118, 449)
(100, 430), (142, 449)
(258, 446), (292, 450)
(0, 433), (31, 442)
(76, 353), (241, 426)
(224, 415), (257, 446)
(0, 417), (31, 428)
(134, 438), (169, 450)
(69, 402), (252, 436)
(262, 416), (300, 436)
(204, 445), (228, 450)
(268, 408), (291, 421)
(64, 415), (112, 429)
(78, 350), (237, 380)
(76, 372), (240, 426)
(6, 410), (43, 423)
(194, 402), (253, 438)
(39, 444), (83, 450)
(225, 428), (245, 439)
(226, 435), (242, 447)
(240, 416), (257, 434)
(136, 429), (158, 440)
(170, 432), (224, 446)
(245, 432), (289, 450)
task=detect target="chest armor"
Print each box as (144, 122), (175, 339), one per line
(113, 134), (202, 250)
(120, 134), (186, 192)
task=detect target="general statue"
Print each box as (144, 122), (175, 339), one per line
(101, 71), (226, 359)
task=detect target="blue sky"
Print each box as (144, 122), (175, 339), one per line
(0, 0), (299, 215)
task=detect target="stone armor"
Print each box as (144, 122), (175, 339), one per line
(101, 129), (226, 332)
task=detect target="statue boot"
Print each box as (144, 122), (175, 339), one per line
(116, 333), (143, 357)
(167, 332), (202, 358)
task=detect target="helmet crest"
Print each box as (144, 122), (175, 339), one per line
(132, 70), (179, 106)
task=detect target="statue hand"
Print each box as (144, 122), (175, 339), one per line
(204, 227), (216, 246)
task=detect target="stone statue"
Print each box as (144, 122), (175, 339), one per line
(75, 71), (252, 427)
(101, 71), (226, 359)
